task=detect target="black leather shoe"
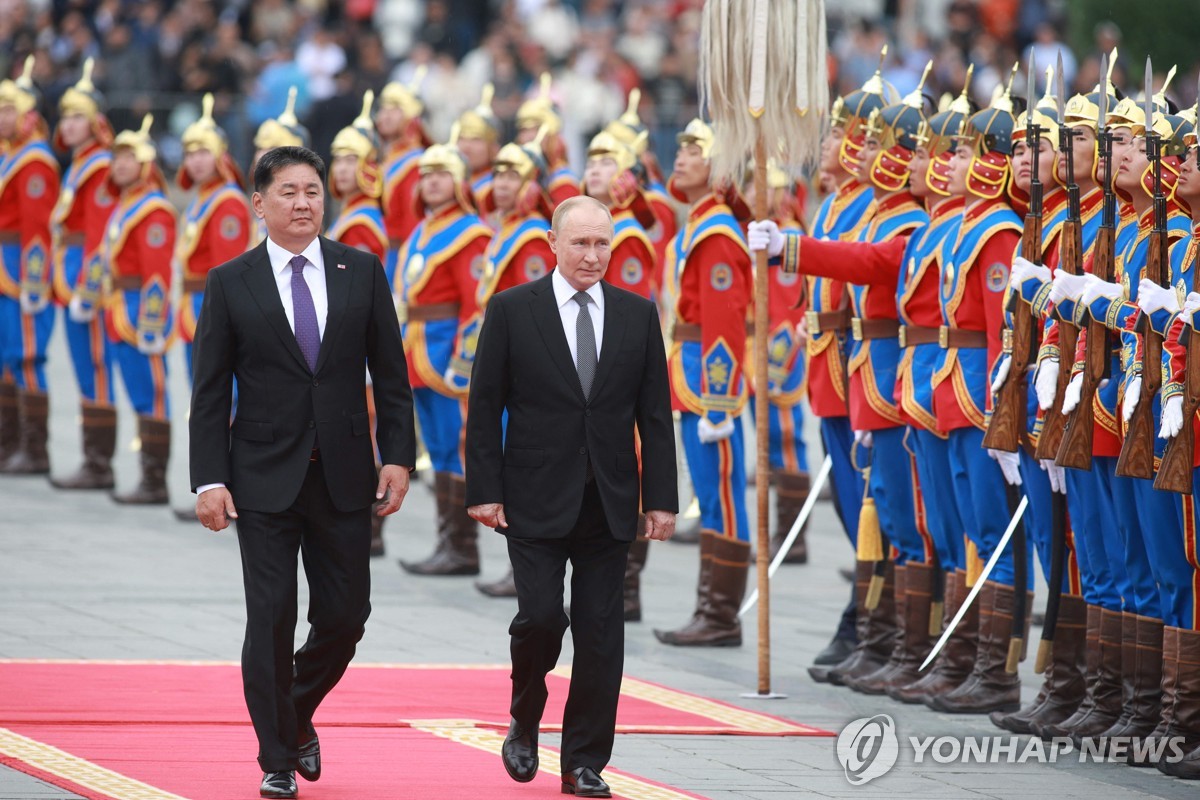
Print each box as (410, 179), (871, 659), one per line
(561, 766), (611, 797)
(502, 719), (538, 782)
(259, 771), (297, 799)
(812, 635), (855, 666)
(297, 725), (320, 782)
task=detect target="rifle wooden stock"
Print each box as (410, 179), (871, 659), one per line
(984, 210), (1043, 452)
(1116, 228), (1168, 479)
(1154, 326), (1200, 494)
(1056, 222), (1116, 470)
(1035, 219), (1083, 460)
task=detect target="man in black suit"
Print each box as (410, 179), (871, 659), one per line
(189, 146), (415, 800)
(465, 196), (677, 798)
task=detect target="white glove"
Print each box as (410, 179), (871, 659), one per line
(988, 448), (1023, 486)
(1160, 395), (1186, 439)
(19, 290), (49, 315)
(990, 354), (1012, 394)
(137, 331), (168, 356)
(747, 219), (785, 258)
(697, 417), (735, 443)
(1081, 274), (1125, 306)
(1010, 255), (1051, 290)
(1061, 372), (1084, 413)
(1122, 374), (1141, 423)
(1040, 458), (1067, 494)
(68, 294), (96, 323)
(1049, 271), (1091, 306)
(1137, 278), (1180, 316)
(1183, 292), (1200, 317)
(443, 366), (470, 393)
(853, 429), (874, 448)
(1035, 358), (1059, 410)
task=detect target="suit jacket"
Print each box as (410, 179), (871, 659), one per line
(465, 272), (677, 541)
(189, 237), (415, 514)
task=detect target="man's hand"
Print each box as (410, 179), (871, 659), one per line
(468, 502), (508, 529)
(375, 465), (411, 516)
(747, 219), (785, 257)
(197, 487), (239, 531)
(644, 510), (675, 541)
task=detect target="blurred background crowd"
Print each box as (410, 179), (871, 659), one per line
(4, 0), (1200, 180)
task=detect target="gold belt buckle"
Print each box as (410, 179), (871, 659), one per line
(938, 325), (950, 348)
(898, 326), (908, 348)
(806, 310), (821, 336)
(851, 318), (864, 341)
(1001, 328), (1014, 354)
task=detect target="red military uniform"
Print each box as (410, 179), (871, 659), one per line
(382, 138), (424, 248)
(476, 211), (554, 305)
(51, 141), (112, 310)
(604, 208), (655, 299)
(177, 178), (249, 348)
(329, 195), (387, 260)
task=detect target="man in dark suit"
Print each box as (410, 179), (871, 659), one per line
(465, 195), (677, 798)
(189, 146), (415, 800)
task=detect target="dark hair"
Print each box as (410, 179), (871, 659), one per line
(253, 146), (326, 193)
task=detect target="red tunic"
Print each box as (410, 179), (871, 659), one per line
(381, 138), (424, 247)
(0, 136), (59, 302)
(603, 208), (655, 299)
(103, 185), (176, 346)
(51, 141), (113, 305)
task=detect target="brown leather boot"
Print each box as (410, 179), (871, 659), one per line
(50, 403), (117, 489)
(0, 380), (18, 463)
(1032, 603), (1101, 739)
(810, 560), (872, 684)
(889, 568), (976, 703)
(1100, 614), (1163, 743)
(1158, 628), (1200, 777)
(369, 510), (386, 556)
(654, 532), (748, 647)
(2, 389), (50, 474)
(992, 593), (1087, 734)
(927, 581), (1021, 714)
(1128, 625), (1177, 767)
(111, 417), (169, 504)
(476, 568), (518, 597)
(853, 561), (935, 695)
(624, 526), (649, 622)
(845, 563), (908, 694)
(826, 562), (897, 687)
(401, 473), (480, 575)
(770, 470), (809, 564)
(1039, 607), (1125, 742)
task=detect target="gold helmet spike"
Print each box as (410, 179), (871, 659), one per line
(378, 66), (425, 118)
(1037, 65), (1056, 111)
(16, 54), (33, 90)
(586, 129), (637, 173)
(279, 86), (299, 128)
(991, 62), (1019, 113)
(354, 89), (374, 128)
(1, 55), (38, 115)
(516, 72), (561, 135)
(1153, 65), (1178, 111)
(113, 113), (157, 163)
(901, 61), (933, 110)
(950, 64), (975, 116)
(861, 45), (888, 96)
(619, 88), (642, 127)
(59, 56), (102, 118)
(330, 90), (378, 161)
(456, 83), (500, 140)
(864, 107), (886, 139)
(180, 92), (227, 156)
(253, 86), (308, 150)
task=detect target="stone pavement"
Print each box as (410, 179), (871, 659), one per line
(0, 333), (1195, 799)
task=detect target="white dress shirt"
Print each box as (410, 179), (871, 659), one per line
(551, 268), (604, 367)
(266, 236), (329, 338)
(198, 237), (329, 497)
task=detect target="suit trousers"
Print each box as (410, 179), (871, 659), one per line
(506, 480), (629, 774)
(235, 458), (372, 772)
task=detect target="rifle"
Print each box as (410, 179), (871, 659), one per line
(1036, 61), (1083, 460)
(1057, 55), (1115, 471)
(1155, 320), (1200, 494)
(1116, 59), (1167, 479)
(985, 57), (1042, 452)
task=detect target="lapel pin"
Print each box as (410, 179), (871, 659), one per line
(337, 263), (346, 270)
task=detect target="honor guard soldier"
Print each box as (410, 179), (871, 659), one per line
(579, 128), (657, 621)
(1155, 116), (1200, 778)
(652, 119), (753, 648)
(744, 162), (812, 565)
(104, 115), (177, 505)
(328, 91), (390, 555)
(0, 56), (60, 475)
(249, 86), (308, 247)
(470, 132), (559, 599)
(176, 94), (251, 381)
(455, 84), (501, 217)
(604, 90), (678, 294)
(752, 73), (932, 694)
(514, 73), (579, 208)
(47, 59), (117, 489)
(395, 132), (492, 577)
(376, 68), (431, 287)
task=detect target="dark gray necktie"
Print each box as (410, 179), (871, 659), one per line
(290, 255), (320, 372)
(573, 291), (596, 399)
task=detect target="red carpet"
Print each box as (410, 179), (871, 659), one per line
(0, 660), (829, 800)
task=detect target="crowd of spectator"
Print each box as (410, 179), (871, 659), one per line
(4, 0), (1199, 178)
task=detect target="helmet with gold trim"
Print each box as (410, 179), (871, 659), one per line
(416, 123), (476, 215)
(864, 61), (932, 192)
(0, 56), (48, 140)
(178, 93), (244, 190)
(516, 73), (561, 137)
(254, 86), (310, 151)
(330, 90), (382, 200)
(831, 47), (901, 174)
(377, 66), (432, 147)
(920, 66), (974, 196)
(457, 83), (501, 143)
(55, 57), (113, 149)
(111, 114), (167, 191)
(954, 63), (1020, 200)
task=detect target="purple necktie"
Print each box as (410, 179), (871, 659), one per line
(289, 255), (320, 372)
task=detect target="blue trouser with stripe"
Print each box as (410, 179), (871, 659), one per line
(911, 427), (964, 572)
(413, 386), (464, 475)
(947, 426), (1015, 585)
(869, 426), (926, 565)
(59, 244), (114, 403)
(1064, 464), (1119, 609)
(679, 412), (749, 541)
(113, 343), (169, 419)
(820, 415), (862, 547)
